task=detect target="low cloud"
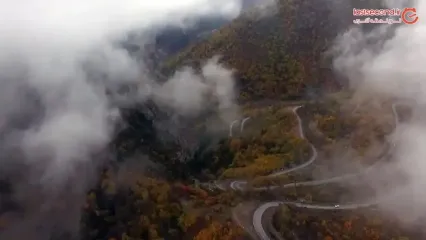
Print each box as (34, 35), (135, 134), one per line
(332, 0), (426, 225)
(154, 56), (238, 120)
(0, 0), (241, 238)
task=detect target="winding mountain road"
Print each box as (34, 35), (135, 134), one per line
(252, 198), (383, 240)
(213, 103), (399, 192)
(251, 102), (401, 240)
(228, 106), (318, 191)
(202, 102), (404, 240)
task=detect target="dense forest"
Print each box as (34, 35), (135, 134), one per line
(0, 0), (416, 239)
(162, 0), (351, 101)
(78, 0), (410, 238)
(76, 94), (406, 239)
(273, 206), (415, 240)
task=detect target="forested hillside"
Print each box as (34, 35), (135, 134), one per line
(80, 0), (416, 238)
(90, 0), (403, 238)
(113, 0), (386, 180)
(1, 1), (408, 240)
(163, 0), (353, 101)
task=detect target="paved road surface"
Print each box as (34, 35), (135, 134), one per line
(229, 103), (399, 192)
(228, 103), (398, 192)
(229, 106), (318, 191)
(201, 102), (404, 240)
(252, 103), (402, 240)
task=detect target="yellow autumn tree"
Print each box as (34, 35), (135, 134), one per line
(194, 221), (245, 240)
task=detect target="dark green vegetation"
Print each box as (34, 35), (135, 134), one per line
(273, 206), (417, 240)
(163, 0), (350, 101)
(1, 0), (413, 239)
(154, 16), (230, 56)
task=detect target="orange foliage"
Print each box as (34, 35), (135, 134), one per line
(344, 220), (352, 231)
(194, 221), (245, 240)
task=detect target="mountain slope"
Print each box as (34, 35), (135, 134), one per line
(163, 0), (352, 101)
(154, 16), (231, 57)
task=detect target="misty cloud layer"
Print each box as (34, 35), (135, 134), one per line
(0, 0), (242, 238)
(332, 0), (426, 225)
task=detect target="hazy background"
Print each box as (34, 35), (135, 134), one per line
(0, 0), (244, 238)
(2, 0), (425, 238)
(332, 0), (426, 226)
